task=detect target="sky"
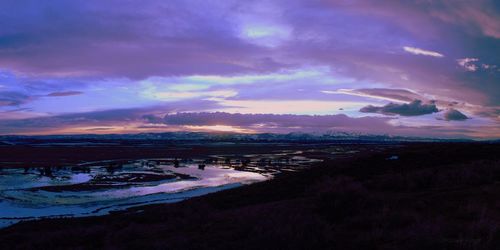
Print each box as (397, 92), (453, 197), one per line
(0, 0), (499, 138)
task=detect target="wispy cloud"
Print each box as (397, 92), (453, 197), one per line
(403, 46), (444, 57)
(457, 58), (479, 72)
(0, 91), (32, 107)
(329, 88), (425, 103)
(47, 91), (83, 97)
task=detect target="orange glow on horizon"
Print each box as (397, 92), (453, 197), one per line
(183, 125), (254, 133)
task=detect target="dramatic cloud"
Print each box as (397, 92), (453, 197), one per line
(403, 46), (444, 58)
(443, 109), (469, 121)
(0, 0), (498, 138)
(0, 1), (288, 79)
(360, 100), (439, 116)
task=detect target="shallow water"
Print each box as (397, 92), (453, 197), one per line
(0, 162), (271, 228)
(0, 150), (324, 228)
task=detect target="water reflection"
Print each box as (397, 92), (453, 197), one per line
(0, 151), (321, 228)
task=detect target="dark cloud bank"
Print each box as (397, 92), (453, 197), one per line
(360, 100), (439, 116)
(0, 110), (396, 134)
(443, 109), (469, 121)
(156, 112), (391, 131)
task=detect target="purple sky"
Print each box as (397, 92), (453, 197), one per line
(0, 0), (499, 138)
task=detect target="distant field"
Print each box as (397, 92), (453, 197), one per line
(0, 139), (391, 168)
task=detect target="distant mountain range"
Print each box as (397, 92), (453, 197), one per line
(0, 131), (478, 144)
